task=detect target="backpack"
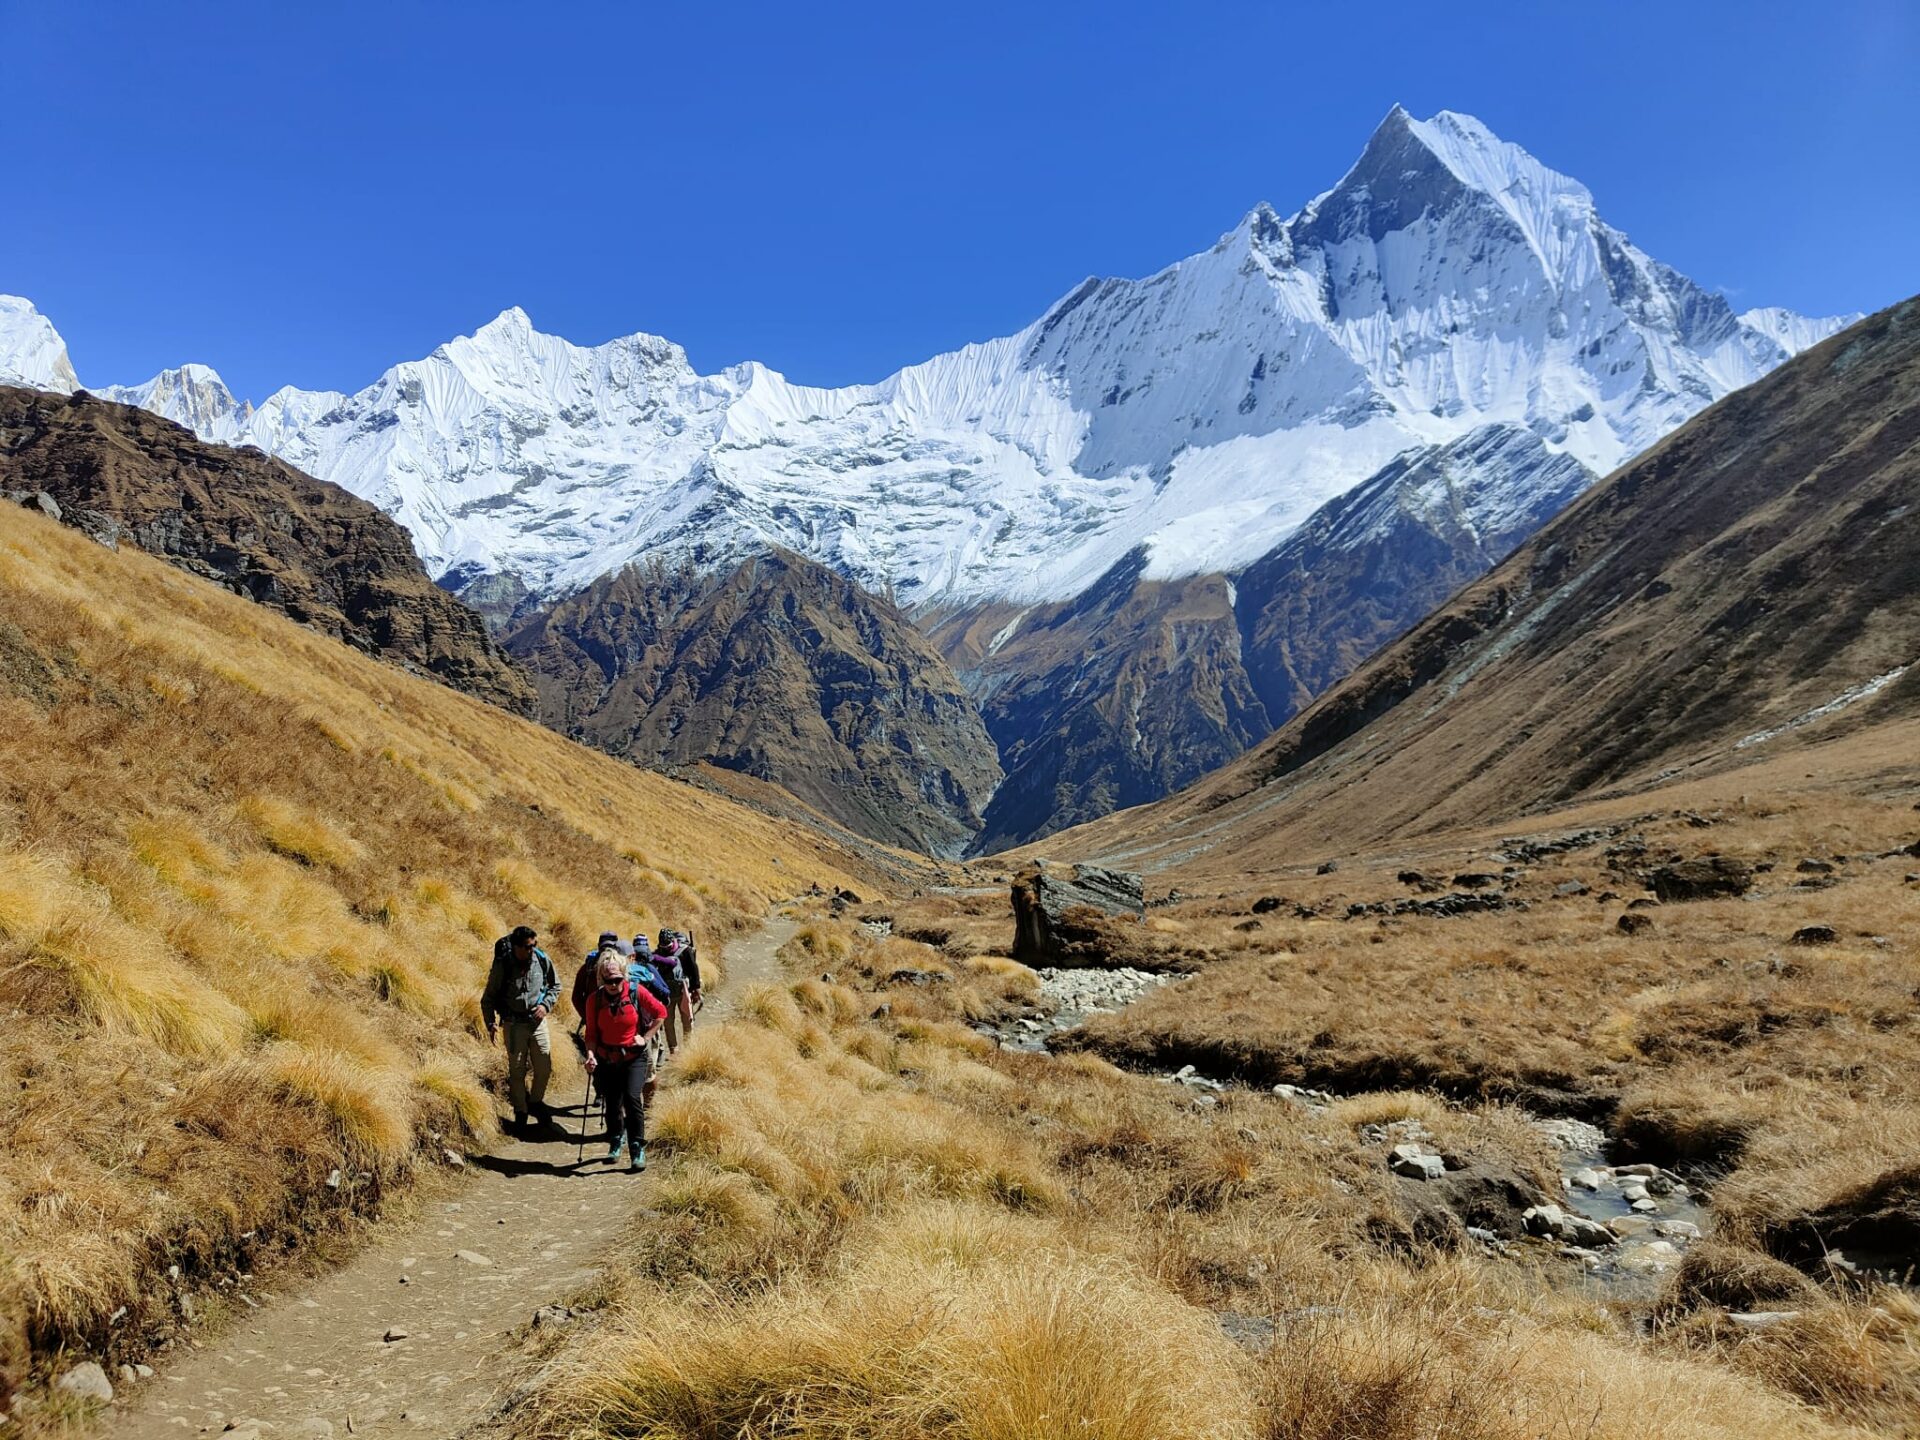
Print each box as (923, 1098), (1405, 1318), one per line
(627, 958), (672, 1012)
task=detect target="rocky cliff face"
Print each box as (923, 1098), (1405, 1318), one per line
(0, 386), (536, 716)
(507, 550), (1003, 857)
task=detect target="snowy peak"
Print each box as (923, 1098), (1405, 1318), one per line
(1739, 305), (1862, 356)
(100, 363), (250, 437)
(0, 111), (1871, 615)
(0, 296), (80, 393)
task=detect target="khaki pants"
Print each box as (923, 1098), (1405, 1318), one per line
(504, 1018), (552, 1116)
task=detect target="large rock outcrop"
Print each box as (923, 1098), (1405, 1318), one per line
(0, 386), (535, 715)
(1011, 863), (1172, 970)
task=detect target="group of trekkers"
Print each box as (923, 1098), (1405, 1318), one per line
(478, 924), (702, 1173)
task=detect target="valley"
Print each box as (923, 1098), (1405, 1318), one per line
(0, 107), (1860, 854)
(2, 38), (1915, 1440)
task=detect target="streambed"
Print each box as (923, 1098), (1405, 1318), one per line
(976, 965), (1712, 1298)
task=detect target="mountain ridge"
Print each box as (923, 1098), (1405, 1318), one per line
(1040, 297), (1920, 876)
(0, 108), (1857, 614)
(0, 106), (1868, 853)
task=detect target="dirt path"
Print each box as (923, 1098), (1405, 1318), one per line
(110, 915), (797, 1439)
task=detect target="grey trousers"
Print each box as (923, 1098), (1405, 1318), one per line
(503, 1018), (552, 1115)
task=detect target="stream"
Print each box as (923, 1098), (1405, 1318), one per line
(976, 966), (1712, 1299)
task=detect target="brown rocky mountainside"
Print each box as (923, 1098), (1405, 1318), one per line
(1233, 424), (1592, 726)
(928, 552), (1269, 855)
(1048, 297), (1920, 878)
(507, 549), (1003, 857)
(929, 426), (1591, 856)
(0, 386), (535, 715)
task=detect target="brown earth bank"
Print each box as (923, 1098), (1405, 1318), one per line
(507, 549), (1003, 859)
(0, 385), (535, 716)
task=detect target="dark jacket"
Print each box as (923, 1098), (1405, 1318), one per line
(482, 941), (558, 1029)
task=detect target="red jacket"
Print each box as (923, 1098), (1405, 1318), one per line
(582, 978), (666, 1060)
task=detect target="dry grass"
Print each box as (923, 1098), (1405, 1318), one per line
(513, 915), (1879, 1440)
(1045, 793), (1920, 1435)
(0, 503), (877, 1397)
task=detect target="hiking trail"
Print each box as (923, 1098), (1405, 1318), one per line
(109, 914), (798, 1439)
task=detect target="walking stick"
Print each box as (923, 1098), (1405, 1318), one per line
(575, 1052), (592, 1165)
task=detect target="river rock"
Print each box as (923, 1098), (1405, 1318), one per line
(1523, 1204), (1568, 1238)
(1391, 1152), (1447, 1181)
(55, 1362), (113, 1403)
(1648, 857), (1754, 902)
(1570, 1167), (1607, 1191)
(1728, 1310), (1801, 1329)
(1561, 1213), (1617, 1247)
(1521, 1204), (1615, 1248)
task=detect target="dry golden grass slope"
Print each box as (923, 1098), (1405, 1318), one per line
(0, 500), (882, 1393)
(501, 914), (1910, 1440)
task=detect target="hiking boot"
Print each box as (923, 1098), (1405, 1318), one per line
(629, 1147), (646, 1173)
(605, 1138), (624, 1161)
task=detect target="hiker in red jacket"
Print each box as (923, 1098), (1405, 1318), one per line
(580, 948), (667, 1171)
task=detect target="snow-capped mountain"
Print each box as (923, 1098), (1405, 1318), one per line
(6, 107), (1856, 615)
(0, 295), (80, 393)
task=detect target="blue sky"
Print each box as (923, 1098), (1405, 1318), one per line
(8, 0), (1915, 399)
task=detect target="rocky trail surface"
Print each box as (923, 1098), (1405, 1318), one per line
(108, 916), (797, 1439)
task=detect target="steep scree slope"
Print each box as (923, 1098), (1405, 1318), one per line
(1050, 298), (1920, 874)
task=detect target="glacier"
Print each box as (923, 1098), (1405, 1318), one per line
(2, 106), (1859, 613)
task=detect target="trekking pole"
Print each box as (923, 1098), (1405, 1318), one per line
(690, 926), (704, 1015)
(575, 1056), (591, 1165)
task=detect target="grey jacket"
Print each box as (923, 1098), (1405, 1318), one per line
(481, 944), (559, 1029)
